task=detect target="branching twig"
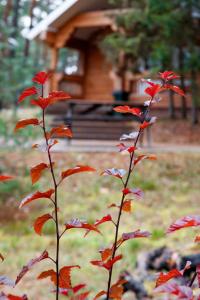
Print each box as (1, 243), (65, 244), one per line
(105, 96), (156, 299)
(188, 271), (197, 288)
(41, 87), (60, 300)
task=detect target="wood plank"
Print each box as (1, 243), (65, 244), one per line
(70, 128), (136, 134)
(56, 11), (113, 47)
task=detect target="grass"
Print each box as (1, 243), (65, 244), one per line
(0, 150), (200, 299)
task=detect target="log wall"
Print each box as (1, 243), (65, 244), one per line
(83, 45), (113, 101)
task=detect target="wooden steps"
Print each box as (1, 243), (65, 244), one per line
(50, 100), (151, 145)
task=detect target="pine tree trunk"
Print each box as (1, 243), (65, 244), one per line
(168, 89), (176, 119)
(191, 70), (199, 125)
(3, 0), (13, 24)
(10, 0), (20, 58)
(1, 0), (13, 57)
(178, 46), (187, 119)
(24, 0), (36, 57)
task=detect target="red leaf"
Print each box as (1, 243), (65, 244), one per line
(7, 295), (28, 300)
(19, 189), (54, 208)
(30, 163), (49, 184)
(155, 263), (192, 295)
(31, 97), (50, 110)
(32, 139), (59, 152)
(156, 269), (182, 287)
(58, 284), (87, 296)
(122, 200), (132, 212)
(91, 254), (122, 270)
(104, 254), (123, 270)
(0, 175), (13, 182)
(94, 291), (106, 300)
(113, 106), (141, 116)
(195, 235), (200, 242)
(100, 248), (113, 262)
(48, 91), (71, 104)
(95, 215), (112, 227)
(59, 266), (80, 289)
(37, 269), (56, 281)
(33, 213), (53, 235)
(0, 253), (4, 262)
(109, 280), (125, 300)
(73, 284), (87, 294)
(154, 282), (193, 299)
(134, 154), (157, 165)
(117, 143), (137, 153)
(165, 84), (185, 96)
(145, 83), (161, 97)
(122, 187), (143, 198)
(140, 116), (157, 130)
(32, 71), (49, 85)
(16, 250), (48, 285)
(61, 165), (96, 180)
(18, 87), (37, 103)
(65, 219), (101, 234)
(167, 215), (200, 233)
(49, 139), (59, 151)
(82, 215), (113, 236)
(122, 229), (151, 241)
(159, 71), (179, 81)
(15, 118), (39, 131)
(122, 188), (130, 195)
(38, 266), (80, 289)
(108, 203), (118, 209)
(0, 276), (15, 287)
(32, 91), (71, 109)
(108, 200), (132, 213)
(140, 121), (151, 129)
(49, 126), (72, 138)
(101, 168), (126, 179)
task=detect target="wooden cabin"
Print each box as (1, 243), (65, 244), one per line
(28, 1), (114, 101)
(27, 0), (193, 107)
(26, 0), (143, 141)
(26, 0), (193, 141)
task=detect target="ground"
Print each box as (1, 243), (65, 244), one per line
(0, 149), (200, 299)
(1, 108), (200, 148)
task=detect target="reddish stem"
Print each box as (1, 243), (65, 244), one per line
(106, 97), (154, 299)
(41, 87), (60, 300)
(188, 271), (197, 288)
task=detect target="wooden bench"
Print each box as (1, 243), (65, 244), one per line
(51, 100), (152, 146)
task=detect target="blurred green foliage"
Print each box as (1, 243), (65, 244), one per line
(0, 110), (41, 148)
(0, 0), (65, 108)
(103, 0), (200, 73)
(102, 0), (200, 122)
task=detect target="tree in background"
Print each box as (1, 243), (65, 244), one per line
(101, 1), (154, 92)
(0, 0), (64, 108)
(102, 0), (200, 124)
(150, 0), (200, 123)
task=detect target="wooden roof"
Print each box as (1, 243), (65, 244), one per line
(26, 0), (112, 40)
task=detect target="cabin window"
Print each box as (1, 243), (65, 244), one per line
(58, 48), (83, 75)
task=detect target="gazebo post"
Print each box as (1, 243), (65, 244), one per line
(50, 46), (59, 91)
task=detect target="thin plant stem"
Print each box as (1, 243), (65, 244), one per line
(188, 271), (197, 288)
(106, 97), (155, 299)
(41, 86), (60, 300)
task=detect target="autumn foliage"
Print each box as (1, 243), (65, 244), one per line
(1, 71), (95, 300)
(1, 70), (196, 300)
